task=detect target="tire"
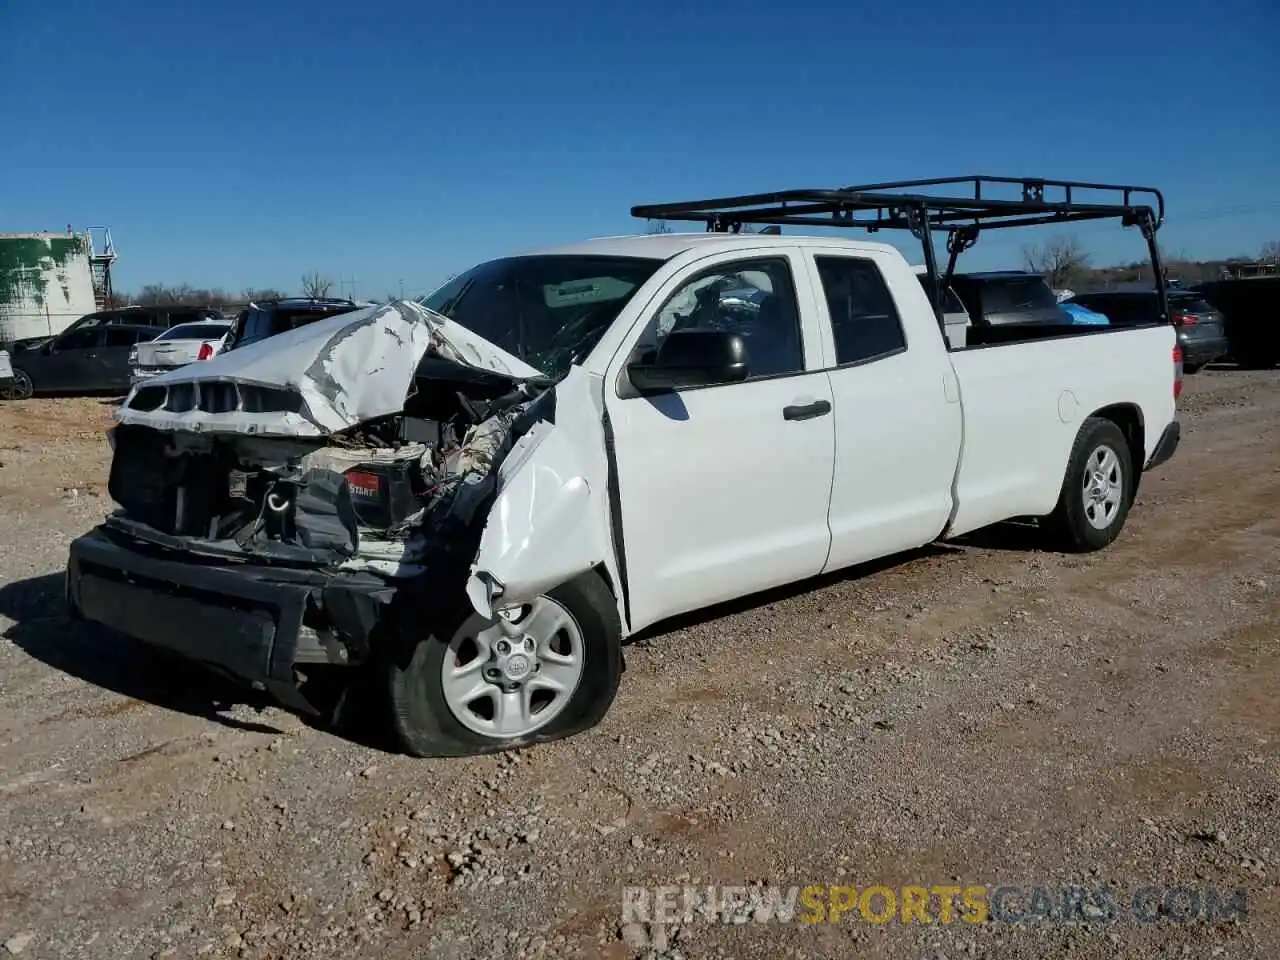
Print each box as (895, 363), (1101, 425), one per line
(1044, 417), (1135, 552)
(0, 368), (33, 401)
(384, 569), (623, 757)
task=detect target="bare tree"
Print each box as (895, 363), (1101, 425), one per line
(644, 219), (672, 235)
(241, 287), (287, 303)
(1260, 240), (1280, 263)
(301, 271), (334, 298)
(1023, 235), (1091, 290)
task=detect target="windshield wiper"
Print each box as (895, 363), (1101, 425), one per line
(433, 278), (474, 318)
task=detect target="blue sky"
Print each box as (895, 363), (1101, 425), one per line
(3, 0), (1277, 299)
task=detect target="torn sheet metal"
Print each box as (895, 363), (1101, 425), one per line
(422, 309), (545, 381)
(465, 368), (620, 625)
(115, 302), (542, 438)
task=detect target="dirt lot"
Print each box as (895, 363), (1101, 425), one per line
(1, 371), (1277, 960)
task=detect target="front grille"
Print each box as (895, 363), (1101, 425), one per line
(126, 381), (304, 416)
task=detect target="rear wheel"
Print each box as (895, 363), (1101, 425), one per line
(1044, 417), (1134, 552)
(0, 368), (33, 401)
(384, 570), (622, 757)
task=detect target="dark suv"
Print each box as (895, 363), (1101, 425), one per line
(1066, 290), (1228, 372)
(225, 298), (366, 352)
(947, 272), (1071, 326)
(4, 323), (162, 398)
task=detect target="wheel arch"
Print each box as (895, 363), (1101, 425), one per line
(1087, 403), (1145, 498)
(589, 561), (625, 628)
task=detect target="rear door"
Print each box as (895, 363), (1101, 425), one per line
(603, 248), (837, 630)
(99, 327), (150, 391)
(805, 249), (963, 571)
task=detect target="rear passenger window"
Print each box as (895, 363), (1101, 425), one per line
(103, 327), (144, 346)
(814, 257), (907, 365)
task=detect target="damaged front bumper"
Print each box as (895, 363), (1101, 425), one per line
(66, 526), (396, 713)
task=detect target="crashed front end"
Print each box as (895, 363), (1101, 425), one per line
(66, 301), (608, 714)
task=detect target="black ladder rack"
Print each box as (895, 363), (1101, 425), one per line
(631, 175), (1168, 327)
(631, 175), (1164, 234)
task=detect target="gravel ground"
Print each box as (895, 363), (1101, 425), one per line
(0, 369), (1277, 960)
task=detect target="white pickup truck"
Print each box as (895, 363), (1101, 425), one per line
(67, 177), (1182, 756)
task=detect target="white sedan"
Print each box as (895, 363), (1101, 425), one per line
(129, 320), (231, 385)
(0, 349), (15, 399)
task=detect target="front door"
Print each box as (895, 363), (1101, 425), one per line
(36, 327), (107, 392)
(604, 249), (836, 632)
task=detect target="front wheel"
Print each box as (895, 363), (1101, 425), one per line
(384, 569), (623, 757)
(0, 368), (33, 401)
(1044, 417), (1135, 552)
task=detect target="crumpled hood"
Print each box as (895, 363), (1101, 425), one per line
(116, 301), (543, 437)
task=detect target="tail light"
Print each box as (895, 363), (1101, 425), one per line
(1172, 311), (1198, 327)
(197, 342), (215, 361)
(1173, 344), (1183, 400)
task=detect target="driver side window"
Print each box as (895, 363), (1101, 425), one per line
(56, 328), (102, 351)
(638, 257), (804, 379)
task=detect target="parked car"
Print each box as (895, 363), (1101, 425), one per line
(4, 323), (161, 398)
(948, 271), (1072, 326)
(70, 181), (1181, 758)
(224, 298), (367, 352)
(1066, 289), (1228, 372)
(4, 306), (222, 355)
(130, 320), (232, 384)
(1193, 277), (1280, 369)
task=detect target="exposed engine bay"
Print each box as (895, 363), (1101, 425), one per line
(106, 363), (553, 576)
(69, 299), (616, 722)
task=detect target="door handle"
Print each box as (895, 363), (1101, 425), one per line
(85, 352), (97, 358)
(783, 399), (831, 421)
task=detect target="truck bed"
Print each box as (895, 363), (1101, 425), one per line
(963, 322), (1161, 349)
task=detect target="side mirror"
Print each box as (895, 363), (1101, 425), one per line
(627, 329), (748, 394)
(42, 340), (55, 354)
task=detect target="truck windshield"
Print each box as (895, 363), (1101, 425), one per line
(419, 255), (663, 379)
